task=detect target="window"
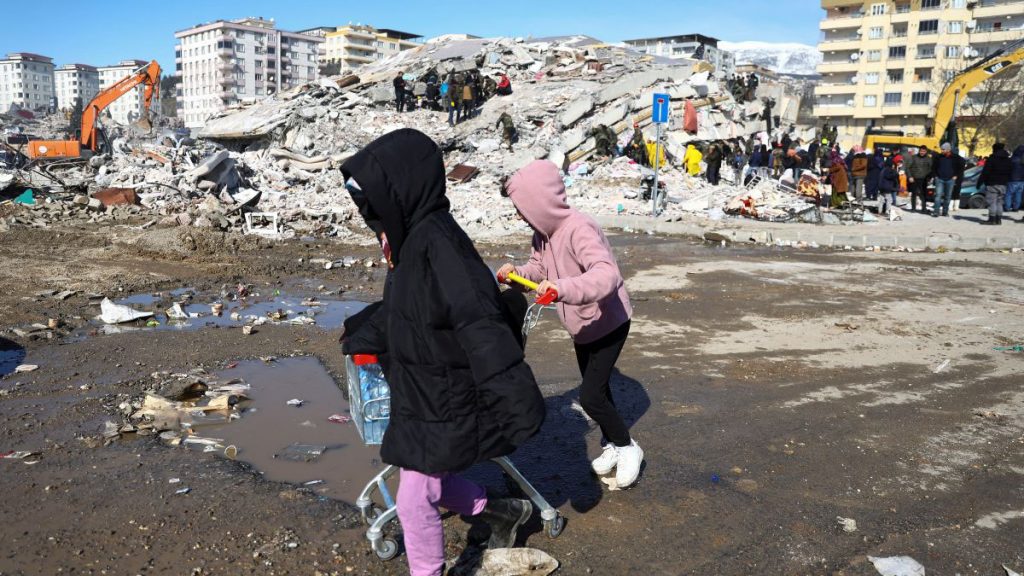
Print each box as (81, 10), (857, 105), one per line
(869, 27), (883, 39)
(911, 91), (930, 105)
(867, 50), (882, 62)
(236, 44), (245, 53)
(946, 46), (961, 58)
(888, 69), (904, 83)
(945, 69), (957, 81)
(870, 3), (886, 15)
(921, 0), (940, 8)
(884, 92), (902, 106)
(889, 46), (906, 60)
(865, 72), (880, 84)
(919, 20), (938, 35)
(948, 21), (963, 34)
(917, 45), (936, 59)
(951, 0), (966, 7)
(864, 95), (877, 106)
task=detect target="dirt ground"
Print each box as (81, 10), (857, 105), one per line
(1, 224), (1022, 575)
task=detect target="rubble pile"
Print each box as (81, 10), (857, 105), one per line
(2, 35), (811, 238)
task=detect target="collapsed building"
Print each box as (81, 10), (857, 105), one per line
(1, 35), (822, 239)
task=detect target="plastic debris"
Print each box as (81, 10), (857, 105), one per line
(175, 487), (191, 495)
(1005, 566), (1021, 576)
(449, 547), (559, 576)
(166, 303), (189, 320)
(99, 298), (154, 324)
(868, 556), (926, 576)
(286, 399), (304, 407)
(14, 364), (38, 373)
(328, 414), (351, 424)
(837, 517), (857, 533)
(275, 443), (327, 462)
(933, 359), (950, 374)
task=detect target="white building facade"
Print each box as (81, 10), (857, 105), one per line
(55, 64), (99, 112)
(98, 59), (151, 125)
(175, 17), (324, 129)
(623, 34), (736, 79)
(0, 52), (56, 113)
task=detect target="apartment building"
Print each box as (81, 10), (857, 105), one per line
(0, 52), (55, 113)
(623, 34), (736, 78)
(815, 0), (1024, 149)
(298, 26), (335, 63)
(174, 17), (324, 129)
(322, 25), (422, 73)
(98, 60), (153, 125)
(55, 64), (99, 112)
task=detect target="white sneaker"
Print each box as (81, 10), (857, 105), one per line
(615, 440), (644, 488)
(591, 444), (618, 475)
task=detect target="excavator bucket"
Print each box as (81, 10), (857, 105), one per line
(133, 113), (153, 132)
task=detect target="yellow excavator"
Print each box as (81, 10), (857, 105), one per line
(863, 38), (1024, 153)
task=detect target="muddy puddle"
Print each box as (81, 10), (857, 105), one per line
(202, 357), (386, 503)
(77, 288), (366, 337)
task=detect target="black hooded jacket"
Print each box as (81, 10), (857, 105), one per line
(341, 129), (545, 474)
(980, 148), (1013, 187)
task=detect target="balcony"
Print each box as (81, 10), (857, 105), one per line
(821, 0), (862, 8)
(818, 60), (860, 73)
(969, 25), (1024, 41)
(217, 75), (237, 86)
(972, 0), (1024, 19)
(343, 53), (374, 64)
(815, 83), (859, 95)
(820, 14), (864, 30)
(820, 37), (863, 50)
(344, 29), (376, 40)
(813, 104), (856, 117)
(218, 48), (233, 58)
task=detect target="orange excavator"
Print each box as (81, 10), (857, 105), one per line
(27, 60), (160, 160)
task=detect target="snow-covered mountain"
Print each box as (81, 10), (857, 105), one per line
(719, 41), (822, 77)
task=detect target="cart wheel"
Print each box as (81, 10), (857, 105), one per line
(545, 516), (565, 539)
(363, 506), (385, 526)
(375, 538), (399, 561)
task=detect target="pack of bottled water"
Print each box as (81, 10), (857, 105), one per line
(345, 355), (391, 445)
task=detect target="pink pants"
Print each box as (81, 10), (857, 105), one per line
(397, 469), (488, 576)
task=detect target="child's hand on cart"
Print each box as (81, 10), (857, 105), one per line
(497, 265), (559, 305)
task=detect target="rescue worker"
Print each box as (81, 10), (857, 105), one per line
(592, 124), (617, 158)
(393, 73), (407, 113)
(626, 123), (647, 166)
(684, 144), (703, 176)
(496, 112), (516, 152)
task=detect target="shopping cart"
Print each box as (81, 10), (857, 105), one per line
(348, 276), (564, 561)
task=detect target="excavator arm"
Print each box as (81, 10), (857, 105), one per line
(25, 60), (160, 160)
(80, 60), (161, 151)
(864, 39), (1023, 153)
(931, 38), (1024, 149)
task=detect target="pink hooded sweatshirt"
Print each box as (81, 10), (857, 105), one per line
(505, 160), (632, 345)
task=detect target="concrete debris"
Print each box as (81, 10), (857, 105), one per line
(2, 34), (815, 239)
(868, 556), (926, 576)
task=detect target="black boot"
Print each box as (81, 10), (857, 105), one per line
(477, 498), (532, 549)
(982, 217), (996, 225)
(996, 216), (1002, 225)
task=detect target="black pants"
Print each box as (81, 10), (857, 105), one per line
(395, 93), (405, 112)
(574, 320), (631, 447)
(908, 178), (928, 211)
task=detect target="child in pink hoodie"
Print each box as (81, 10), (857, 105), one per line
(498, 159), (644, 488)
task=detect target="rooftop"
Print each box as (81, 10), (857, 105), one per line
(623, 34), (720, 46)
(377, 28), (423, 42)
(3, 52), (54, 63)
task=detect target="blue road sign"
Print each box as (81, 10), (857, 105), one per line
(652, 93), (671, 124)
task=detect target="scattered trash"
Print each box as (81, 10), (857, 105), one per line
(168, 478), (181, 484)
(286, 399), (304, 407)
(224, 445), (238, 459)
(328, 414), (351, 424)
(13, 189), (35, 205)
(175, 487), (191, 495)
(448, 547), (560, 576)
(868, 556), (926, 576)
(836, 517), (858, 533)
(242, 326), (255, 336)
(14, 364), (38, 373)
(211, 302), (224, 316)
(933, 359), (951, 374)
(101, 421), (120, 439)
(711, 474), (721, 485)
(1004, 565), (1021, 576)
(166, 303), (189, 320)
(994, 345), (1024, 352)
(99, 298), (154, 324)
(600, 476), (621, 491)
(302, 479), (325, 486)
(275, 443), (327, 463)
(2, 450), (41, 461)
(225, 362), (239, 370)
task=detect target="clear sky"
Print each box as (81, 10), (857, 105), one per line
(3, 0), (823, 73)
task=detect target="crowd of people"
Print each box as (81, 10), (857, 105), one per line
(392, 69), (514, 127)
